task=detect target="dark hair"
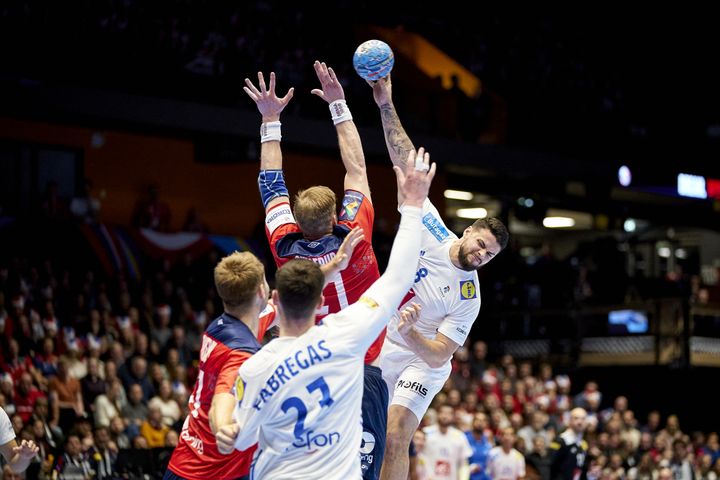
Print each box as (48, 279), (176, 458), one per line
(276, 259), (324, 321)
(471, 217), (510, 250)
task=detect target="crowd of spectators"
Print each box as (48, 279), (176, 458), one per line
(0, 226), (718, 479)
(413, 344), (720, 479)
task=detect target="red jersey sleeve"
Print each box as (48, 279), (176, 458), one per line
(338, 190), (374, 233)
(264, 202), (301, 266)
(214, 350), (252, 395)
(257, 303), (277, 341)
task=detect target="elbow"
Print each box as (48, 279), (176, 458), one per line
(427, 357), (447, 369)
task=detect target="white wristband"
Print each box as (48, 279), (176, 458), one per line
(261, 121), (282, 143)
(329, 100), (353, 125)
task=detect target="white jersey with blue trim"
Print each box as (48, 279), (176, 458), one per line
(386, 199), (481, 349)
(232, 298), (393, 480)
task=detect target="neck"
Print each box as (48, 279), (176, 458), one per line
(279, 316), (314, 337)
(439, 424), (449, 434)
(449, 239), (463, 269)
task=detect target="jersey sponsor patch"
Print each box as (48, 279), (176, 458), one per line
(265, 204), (295, 235)
(422, 213), (449, 242)
(339, 191), (364, 221)
(359, 296), (379, 309)
(459, 280), (477, 300)
(234, 377), (245, 405)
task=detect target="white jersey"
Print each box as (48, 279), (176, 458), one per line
(0, 407), (14, 445)
(486, 446), (526, 480)
(422, 425), (473, 479)
(386, 200), (480, 352)
(232, 299), (391, 479)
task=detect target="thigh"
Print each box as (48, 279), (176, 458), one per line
(388, 362), (449, 424)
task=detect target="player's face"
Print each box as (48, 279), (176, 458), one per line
(458, 228), (501, 271)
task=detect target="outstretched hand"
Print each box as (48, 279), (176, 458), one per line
(366, 74), (393, 107)
(13, 439), (39, 459)
(244, 72), (294, 122)
(311, 61), (345, 104)
(393, 147), (436, 208)
(332, 227), (364, 271)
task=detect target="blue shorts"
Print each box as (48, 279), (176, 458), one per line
(361, 364), (389, 480)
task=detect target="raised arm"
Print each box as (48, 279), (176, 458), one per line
(312, 61), (371, 200)
(244, 71), (294, 213)
(369, 75), (417, 205)
(369, 75), (416, 169)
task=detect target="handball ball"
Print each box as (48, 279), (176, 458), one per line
(353, 40), (394, 81)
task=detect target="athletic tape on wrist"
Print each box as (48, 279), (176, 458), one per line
(260, 121), (282, 143)
(329, 100), (353, 125)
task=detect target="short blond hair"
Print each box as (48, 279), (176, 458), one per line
(293, 186), (336, 239)
(214, 251), (265, 309)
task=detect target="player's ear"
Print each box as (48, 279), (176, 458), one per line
(271, 289), (281, 307)
(463, 226), (473, 238)
(316, 294), (325, 310)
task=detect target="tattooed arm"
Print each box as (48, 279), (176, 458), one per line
(369, 75), (418, 204)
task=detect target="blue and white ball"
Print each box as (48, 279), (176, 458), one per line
(353, 40), (394, 81)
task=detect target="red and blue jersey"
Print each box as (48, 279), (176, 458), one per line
(167, 312), (265, 479)
(264, 190), (384, 364)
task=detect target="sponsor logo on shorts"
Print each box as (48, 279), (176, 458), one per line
(396, 379), (428, 397)
(360, 431), (375, 455)
(459, 280), (477, 300)
(422, 213), (449, 242)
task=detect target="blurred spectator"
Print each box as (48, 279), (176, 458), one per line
(487, 427), (526, 480)
(467, 412), (494, 480)
(88, 426), (117, 479)
(93, 379), (126, 428)
(550, 408), (589, 480)
(131, 184), (171, 231)
(121, 383), (149, 431)
(140, 406), (168, 448)
(423, 404), (473, 479)
(14, 373), (45, 424)
(52, 434), (91, 479)
(81, 357), (107, 415)
(48, 358), (85, 433)
(670, 439), (694, 480)
(147, 379), (180, 427)
(69, 178), (101, 224)
(526, 435), (552, 480)
(182, 207), (209, 233)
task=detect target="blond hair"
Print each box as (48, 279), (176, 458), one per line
(293, 186), (336, 239)
(214, 251), (265, 309)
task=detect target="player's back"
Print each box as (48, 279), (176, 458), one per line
(233, 309), (376, 479)
(167, 313), (260, 479)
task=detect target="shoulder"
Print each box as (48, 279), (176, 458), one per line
(205, 315), (261, 354)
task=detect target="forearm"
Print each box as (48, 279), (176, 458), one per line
(320, 261), (342, 286)
(335, 121), (367, 184)
(9, 452), (33, 473)
(259, 140), (283, 171)
(402, 329), (452, 368)
(379, 102), (416, 169)
(362, 206), (422, 322)
(209, 392), (236, 434)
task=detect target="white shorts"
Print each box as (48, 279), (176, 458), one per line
(379, 339), (451, 423)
